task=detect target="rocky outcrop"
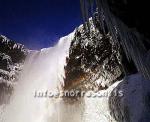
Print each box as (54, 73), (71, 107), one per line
(0, 35), (28, 105)
(64, 18), (123, 91)
(0, 2), (149, 120)
(63, 1), (150, 121)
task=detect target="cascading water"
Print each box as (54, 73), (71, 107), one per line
(1, 31), (76, 122)
(0, 30), (118, 122)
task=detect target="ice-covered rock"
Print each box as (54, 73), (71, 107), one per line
(0, 35), (28, 105)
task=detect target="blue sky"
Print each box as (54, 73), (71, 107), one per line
(0, 0), (82, 49)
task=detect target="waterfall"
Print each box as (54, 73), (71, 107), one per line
(1, 31), (75, 122)
(0, 30), (119, 122)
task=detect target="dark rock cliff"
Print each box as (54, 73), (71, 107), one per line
(106, 1), (150, 121)
(108, 0), (150, 50)
(64, 18), (123, 91)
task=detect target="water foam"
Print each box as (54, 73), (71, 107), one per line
(2, 31), (75, 122)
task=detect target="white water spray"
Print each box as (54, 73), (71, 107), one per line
(2, 31), (77, 122)
(1, 31), (117, 122)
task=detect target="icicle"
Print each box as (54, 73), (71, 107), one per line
(80, 0), (87, 31)
(81, 0), (150, 80)
(95, 0), (106, 34)
(117, 18), (150, 79)
(84, 0), (91, 32)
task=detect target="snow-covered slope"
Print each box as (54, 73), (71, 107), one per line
(0, 35), (28, 105)
(0, 31), (75, 122)
(0, 14), (149, 122)
(109, 74), (150, 122)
